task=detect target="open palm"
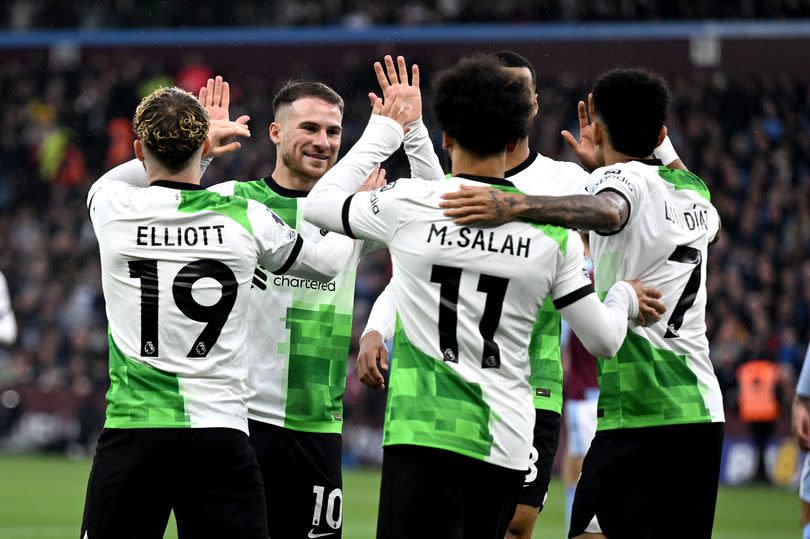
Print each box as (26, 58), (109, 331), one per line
(370, 55), (422, 125)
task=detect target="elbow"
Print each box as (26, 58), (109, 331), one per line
(602, 207), (625, 232)
(584, 336), (622, 359)
(301, 199), (327, 230)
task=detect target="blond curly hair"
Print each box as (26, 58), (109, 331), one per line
(132, 87), (208, 172)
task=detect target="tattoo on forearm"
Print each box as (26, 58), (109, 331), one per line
(518, 194), (627, 232)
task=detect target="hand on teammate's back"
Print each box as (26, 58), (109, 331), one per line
(357, 331), (389, 391)
(439, 184), (521, 227)
(625, 279), (666, 326)
(369, 54), (422, 125)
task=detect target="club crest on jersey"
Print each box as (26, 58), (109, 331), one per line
(380, 180), (397, 192)
(443, 348), (457, 363)
(285, 229), (297, 241)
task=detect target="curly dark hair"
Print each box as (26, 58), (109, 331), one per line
(132, 87), (209, 172)
(433, 55), (532, 156)
(492, 50), (537, 90)
(592, 67), (669, 158)
(272, 81), (344, 116)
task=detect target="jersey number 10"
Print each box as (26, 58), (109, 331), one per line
(128, 259), (237, 358)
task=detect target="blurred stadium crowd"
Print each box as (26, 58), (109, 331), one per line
(4, 0), (810, 29)
(0, 49), (808, 459)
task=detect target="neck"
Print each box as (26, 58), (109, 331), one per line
(271, 163), (318, 193)
(601, 145), (639, 167)
(450, 148), (507, 179)
(505, 137), (531, 171)
(146, 162), (201, 186)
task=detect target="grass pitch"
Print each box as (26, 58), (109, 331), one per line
(0, 454), (798, 538)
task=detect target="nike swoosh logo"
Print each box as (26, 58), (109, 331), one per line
(308, 530), (336, 538)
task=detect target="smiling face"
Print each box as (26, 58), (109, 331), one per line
(270, 97), (343, 184)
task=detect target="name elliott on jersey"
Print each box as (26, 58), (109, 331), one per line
(136, 225), (226, 247)
(426, 223), (532, 258)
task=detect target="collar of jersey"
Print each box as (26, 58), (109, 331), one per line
(150, 180), (204, 190)
(264, 175), (310, 198)
(455, 173), (516, 189)
(504, 152), (538, 178)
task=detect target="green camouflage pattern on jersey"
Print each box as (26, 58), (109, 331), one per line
(384, 317), (494, 460)
(105, 331), (189, 428)
(596, 330), (712, 430)
(233, 179), (354, 434)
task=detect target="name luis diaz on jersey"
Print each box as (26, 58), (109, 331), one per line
(664, 203), (710, 231)
(426, 223), (531, 257)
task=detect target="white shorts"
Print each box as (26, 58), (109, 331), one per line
(801, 453), (810, 503)
(565, 388), (599, 458)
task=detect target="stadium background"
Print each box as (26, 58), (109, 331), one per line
(0, 1), (809, 537)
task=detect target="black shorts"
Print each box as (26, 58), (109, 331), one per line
(518, 409), (561, 509)
(81, 427), (267, 539)
(569, 422), (724, 539)
(377, 444), (524, 539)
(249, 419), (343, 539)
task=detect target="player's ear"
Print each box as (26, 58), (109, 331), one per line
(441, 131), (453, 150)
(506, 140), (519, 153)
(269, 122), (282, 145)
(201, 137), (211, 157)
(134, 140), (145, 161)
(656, 126), (667, 148)
(532, 93), (539, 119)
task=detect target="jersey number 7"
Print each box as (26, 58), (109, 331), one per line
(430, 264), (509, 369)
(129, 259), (238, 358)
(664, 245), (702, 339)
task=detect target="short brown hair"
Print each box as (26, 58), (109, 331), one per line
(132, 87), (209, 172)
(272, 81), (344, 116)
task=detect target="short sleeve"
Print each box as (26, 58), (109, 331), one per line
(344, 179), (413, 245)
(248, 200), (302, 274)
(587, 165), (646, 232)
(550, 230), (594, 310)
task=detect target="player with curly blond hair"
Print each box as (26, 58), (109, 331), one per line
(80, 86), (354, 539)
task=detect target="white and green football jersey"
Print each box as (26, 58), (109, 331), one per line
(587, 161), (725, 430)
(210, 178), (361, 434)
(88, 179), (312, 434)
(508, 153), (589, 414)
(342, 175), (593, 471)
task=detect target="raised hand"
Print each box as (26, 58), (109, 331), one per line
(204, 118), (251, 159)
(357, 330), (389, 391)
(370, 91), (412, 131)
(369, 55), (422, 126)
(561, 93), (600, 172)
(199, 75), (230, 121)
